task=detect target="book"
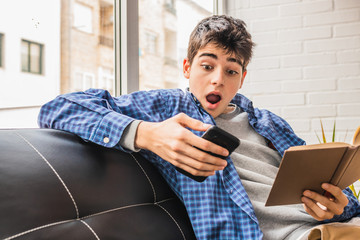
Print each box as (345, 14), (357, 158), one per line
(265, 126), (360, 206)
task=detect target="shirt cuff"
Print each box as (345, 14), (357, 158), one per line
(119, 120), (142, 152)
(90, 111), (134, 151)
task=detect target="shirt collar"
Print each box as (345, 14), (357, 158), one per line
(185, 88), (202, 108)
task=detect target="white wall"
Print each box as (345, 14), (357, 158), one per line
(226, 0), (360, 144)
(0, 0), (61, 128)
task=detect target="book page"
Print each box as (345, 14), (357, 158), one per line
(288, 142), (351, 151)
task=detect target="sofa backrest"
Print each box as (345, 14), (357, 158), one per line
(0, 129), (196, 240)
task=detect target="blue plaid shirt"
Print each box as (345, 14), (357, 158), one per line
(38, 88), (360, 240)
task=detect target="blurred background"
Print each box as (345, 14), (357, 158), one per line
(0, 0), (359, 146)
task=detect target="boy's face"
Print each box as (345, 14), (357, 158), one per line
(183, 43), (247, 118)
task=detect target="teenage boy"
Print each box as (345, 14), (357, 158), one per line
(38, 15), (360, 239)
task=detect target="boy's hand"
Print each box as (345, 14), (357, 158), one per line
(135, 113), (228, 177)
(301, 183), (349, 221)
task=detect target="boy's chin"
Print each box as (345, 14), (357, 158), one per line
(204, 107), (225, 118)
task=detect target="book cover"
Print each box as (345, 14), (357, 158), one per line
(265, 127), (360, 206)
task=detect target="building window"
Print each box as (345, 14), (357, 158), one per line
(98, 67), (114, 92)
(0, 33), (3, 68)
(145, 32), (158, 55)
(164, 0), (176, 15)
(21, 40), (43, 74)
(74, 71), (95, 91)
(73, 2), (93, 33)
(99, 1), (114, 48)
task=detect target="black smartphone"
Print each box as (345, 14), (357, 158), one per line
(176, 126), (240, 182)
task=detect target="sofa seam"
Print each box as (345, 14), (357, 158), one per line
(3, 220), (74, 240)
(15, 132), (80, 218)
(80, 220), (100, 240)
(3, 198), (176, 240)
(130, 153), (157, 202)
(81, 198), (175, 220)
(155, 203), (186, 240)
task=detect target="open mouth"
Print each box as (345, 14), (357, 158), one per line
(206, 93), (221, 104)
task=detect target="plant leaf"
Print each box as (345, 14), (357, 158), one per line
(349, 184), (356, 196)
(315, 131), (321, 144)
(320, 119), (326, 143)
(332, 120), (336, 143)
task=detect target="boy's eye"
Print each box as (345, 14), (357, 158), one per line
(201, 65), (213, 70)
(227, 70), (239, 75)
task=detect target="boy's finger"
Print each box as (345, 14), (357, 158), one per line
(175, 113), (212, 131)
(302, 196), (334, 220)
(322, 183), (348, 204)
(195, 137), (229, 157)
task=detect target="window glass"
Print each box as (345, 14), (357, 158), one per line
(30, 43), (42, 73)
(64, 0), (114, 94)
(0, 0), (114, 128)
(21, 40), (29, 72)
(73, 2), (93, 33)
(138, 0), (213, 90)
(21, 40), (43, 74)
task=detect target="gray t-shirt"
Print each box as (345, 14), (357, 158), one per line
(215, 105), (318, 240)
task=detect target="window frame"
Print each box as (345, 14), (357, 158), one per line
(0, 33), (3, 68)
(21, 39), (44, 75)
(114, 0), (139, 96)
(114, 0), (218, 96)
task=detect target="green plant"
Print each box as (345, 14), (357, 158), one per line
(315, 120), (360, 200)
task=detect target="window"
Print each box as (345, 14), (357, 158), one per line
(0, 0), (214, 127)
(144, 32), (158, 55)
(61, 0), (114, 94)
(98, 67), (114, 92)
(0, 0), (114, 128)
(0, 33), (3, 67)
(164, 0), (176, 15)
(21, 40), (43, 74)
(137, 0), (214, 90)
(74, 72), (95, 91)
(99, 2), (114, 48)
(73, 2), (93, 34)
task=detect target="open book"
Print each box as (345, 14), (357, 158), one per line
(265, 126), (360, 206)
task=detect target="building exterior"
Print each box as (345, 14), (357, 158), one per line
(61, 0), (114, 94)
(138, 0), (212, 90)
(138, 0), (178, 90)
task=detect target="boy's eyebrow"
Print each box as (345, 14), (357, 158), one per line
(199, 53), (244, 67)
(227, 57), (244, 68)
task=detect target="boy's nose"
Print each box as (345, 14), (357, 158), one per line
(210, 69), (225, 85)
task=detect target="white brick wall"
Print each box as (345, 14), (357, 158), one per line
(226, 0), (360, 144)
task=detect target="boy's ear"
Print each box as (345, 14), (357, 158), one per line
(239, 71), (247, 89)
(183, 58), (191, 79)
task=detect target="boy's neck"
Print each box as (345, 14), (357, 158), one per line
(222, 104), (236, 114)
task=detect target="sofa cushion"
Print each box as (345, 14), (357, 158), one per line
(0, 129), (196, 240)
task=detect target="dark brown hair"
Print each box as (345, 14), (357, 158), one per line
(187, 15), (254, 70)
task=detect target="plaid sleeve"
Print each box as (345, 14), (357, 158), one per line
(322, 187), (360, 223)
(38, 88), (168, 152)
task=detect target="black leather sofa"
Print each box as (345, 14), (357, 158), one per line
(0, 129), (196, 240)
